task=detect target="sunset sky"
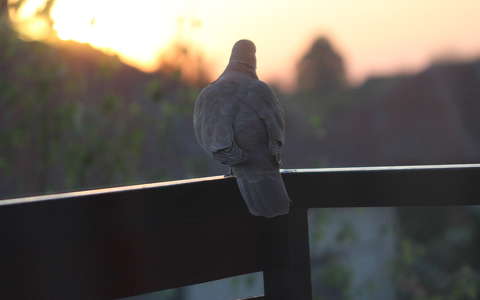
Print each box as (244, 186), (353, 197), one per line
(9, 0), (480, 88)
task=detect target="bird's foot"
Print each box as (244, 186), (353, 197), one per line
(224, 167), (234, 177)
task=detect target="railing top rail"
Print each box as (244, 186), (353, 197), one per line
(3, 163), (480, 205)
(0, 175), (225, 205)
(283, 163), (480, 173)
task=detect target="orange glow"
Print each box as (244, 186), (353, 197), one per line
(50, 0), (186, 72)
(9, 0), (189, 72)
(8, 0), (51, 40)
(8, 0), (480, 88)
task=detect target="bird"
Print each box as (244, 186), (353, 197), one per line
(193, 39), (291, 218)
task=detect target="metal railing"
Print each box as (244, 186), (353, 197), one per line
(1, 164), (480, 300)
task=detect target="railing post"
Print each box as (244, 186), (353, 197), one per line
(262, 207), (312, 300)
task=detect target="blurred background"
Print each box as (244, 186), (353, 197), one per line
(1, 0), (480, 299)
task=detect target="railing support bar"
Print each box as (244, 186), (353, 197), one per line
(262, 207), (312, 300)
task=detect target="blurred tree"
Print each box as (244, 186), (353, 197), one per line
(0, 19), (217, 199)
(296, 37), (346, 95)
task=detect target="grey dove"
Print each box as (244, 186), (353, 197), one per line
(193, 39), (291, 218)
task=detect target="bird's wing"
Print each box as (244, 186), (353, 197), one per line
(193, 82), (247, 166)
(241, 80), (285, 164)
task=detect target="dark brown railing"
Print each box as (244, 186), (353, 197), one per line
(1, 164), (480, 300)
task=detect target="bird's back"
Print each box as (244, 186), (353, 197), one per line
(193, 72), (254, 165)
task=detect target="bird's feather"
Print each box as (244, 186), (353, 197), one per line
(193, 80), (248, 165)
(239, 80), (285, 165)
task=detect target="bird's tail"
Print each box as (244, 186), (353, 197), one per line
(234, 170), (291, 218)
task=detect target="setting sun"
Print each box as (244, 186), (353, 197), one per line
(9, 0), (189, 72)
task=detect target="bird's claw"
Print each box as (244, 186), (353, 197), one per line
(224, 167), (234, 177)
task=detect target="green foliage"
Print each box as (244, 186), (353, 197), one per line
(101, 94), (121, 113)
(449, 266), (479, 300)
(146, 79), (165, 102)
(313, 260), (352, 300)
(335, 222), (357, 244)
(394, 207), (480, 300)
(321, 262), (351, 291)
(398, 238), (426, 268)
(0, 22), (209, 198)
(310, 209), (331, 242)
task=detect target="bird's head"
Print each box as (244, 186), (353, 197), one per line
(229, 39), (257, 70)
